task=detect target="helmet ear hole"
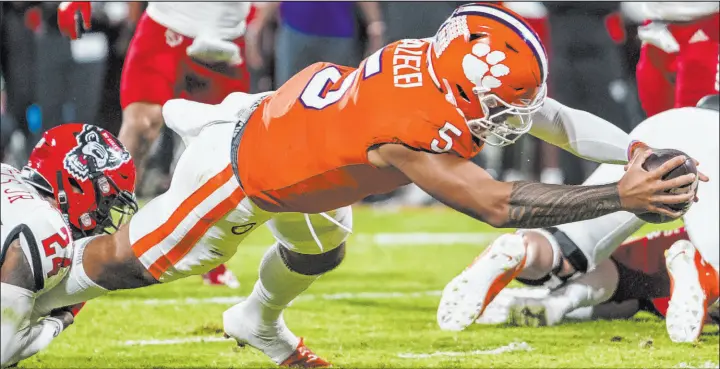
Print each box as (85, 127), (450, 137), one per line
(469, 32), (488, 42)
(456, 84), (471, 102)
(67, 177), (84, 194)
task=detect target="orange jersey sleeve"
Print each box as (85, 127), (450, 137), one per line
(237, 39), (483, 213)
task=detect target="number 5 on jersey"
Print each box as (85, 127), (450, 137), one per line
(300, 48), (383, 110)
(431, 122), (462, 153)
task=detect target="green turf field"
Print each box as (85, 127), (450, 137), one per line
(22, 207), (719, 368)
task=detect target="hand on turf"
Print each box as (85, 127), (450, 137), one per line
(617, 149), (697, 218)
(50, 308), (76, 329)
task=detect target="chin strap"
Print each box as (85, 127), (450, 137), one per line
(85, 156), (138, 235)
(55, 170), (71, 228)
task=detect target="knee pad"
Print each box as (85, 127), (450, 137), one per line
(268, 207), (353, 255)
(278, 242), (346, 276)
(515, 228), (589, 289)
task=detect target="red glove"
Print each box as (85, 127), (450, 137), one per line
(57, 2), (92, 40)
(604, 11), (627, 44)
(24, 6), (43, 33)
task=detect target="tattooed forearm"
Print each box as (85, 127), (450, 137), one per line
(504, 181), (622, 228)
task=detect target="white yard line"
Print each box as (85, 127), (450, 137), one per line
(674, 362), (720, 369)
(358, 232), (504, 246)
(397, 341), (533, 359)
(131, 286), (542, 308)
(123, 336), (229, 346)
(124, 337), (535, 356)
(137, 290), (442, 306)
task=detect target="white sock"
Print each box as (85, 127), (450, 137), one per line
(565, 306), (595, 321)
(246, 243), (320, 325)
(545, 260), (619, 317)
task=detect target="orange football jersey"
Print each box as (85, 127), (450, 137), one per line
(236, 39), (483, 213)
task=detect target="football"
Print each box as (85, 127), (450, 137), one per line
(636, 148), (698, 224)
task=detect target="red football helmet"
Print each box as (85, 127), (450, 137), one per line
(429, 2), (548, 146)
(22, 123), (138, 239)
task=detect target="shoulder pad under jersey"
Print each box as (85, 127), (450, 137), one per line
(1, 164), (74, 293)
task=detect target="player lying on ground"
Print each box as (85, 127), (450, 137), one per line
(474, 227), (710, 326)
(29, 4), (703, 367)
(0, 124), (137, 368)
(438, 96), (719, 343)
(503, 226), (719, 332)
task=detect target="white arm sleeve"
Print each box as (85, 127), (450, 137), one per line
(1, 283), (65, 368)
(529, 98), (633, 165)
(1, 284), (65, 368)
(1, 283), (34, 367)
(13, 318), (64, 365)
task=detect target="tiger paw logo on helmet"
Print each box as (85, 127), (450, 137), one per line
(462, 43), (510, 90)
(63, 125), (131, 180)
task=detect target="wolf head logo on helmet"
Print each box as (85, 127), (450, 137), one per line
(23, 123), (137, 238)
(63, 125), (131, 181)
(430, 3), (548, 147)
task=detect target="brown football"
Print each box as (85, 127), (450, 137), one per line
(637, 148), (698, 224)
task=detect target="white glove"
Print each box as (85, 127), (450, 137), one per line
(186, 36), (243, 66)
(637, 22), (680, 54)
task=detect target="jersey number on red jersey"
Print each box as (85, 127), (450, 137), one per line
(41, 227), (72, 278)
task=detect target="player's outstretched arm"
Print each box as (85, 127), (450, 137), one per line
(529, 98), (634, 164)
(374, 144), (696, 229)
(32, 226), (158, 319)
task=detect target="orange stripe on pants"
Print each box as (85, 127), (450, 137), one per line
(147, 187), (246, 279)
(132, 165), (234, 258)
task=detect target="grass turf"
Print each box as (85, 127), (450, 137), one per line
(22, 207), (719, 368)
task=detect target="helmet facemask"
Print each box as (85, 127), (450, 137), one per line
(81, 157), (138, 238)
(45, 156), (138, 240)
(467, 84), (547, 147)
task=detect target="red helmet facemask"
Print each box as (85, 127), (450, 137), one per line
(22, 123), (138, 239)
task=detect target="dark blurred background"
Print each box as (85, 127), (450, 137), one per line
(0, 2), (650, 204)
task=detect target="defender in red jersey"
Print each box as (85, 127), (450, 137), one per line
(1, 124), (137, 367)
(631, 2), (719, 116)
(446, 101), (719, 343)
(39, 4), (701, 366)
(502, 227), (718, 330)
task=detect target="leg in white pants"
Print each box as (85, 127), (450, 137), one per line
(223, 207), (352, 365)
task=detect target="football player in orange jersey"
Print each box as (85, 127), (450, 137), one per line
(31, 3), (703, 367)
